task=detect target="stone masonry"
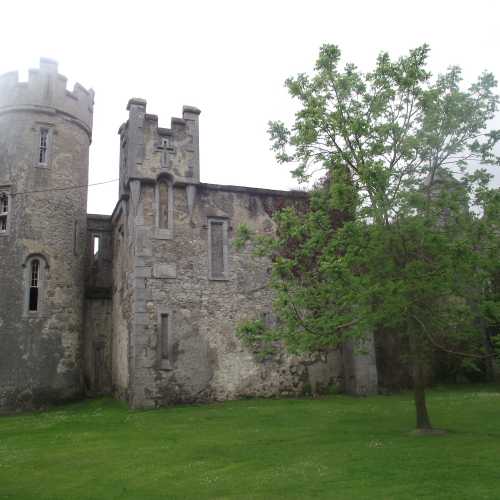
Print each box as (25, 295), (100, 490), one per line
(0, 59), (378, 411)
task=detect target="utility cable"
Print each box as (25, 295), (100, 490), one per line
(10, 179), (119, 197)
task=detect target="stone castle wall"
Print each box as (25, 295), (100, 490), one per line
(0, 59), (93, 410)
(111, 99), (368, 409)
(114, 181), (345, 408)
(0, 63), (378, 412)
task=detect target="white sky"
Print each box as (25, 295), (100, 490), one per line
(1, 0), (499, 214)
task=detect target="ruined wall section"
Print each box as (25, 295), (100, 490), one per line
(124, 180), (344, 408)
(147, 185), (345, 406)
(114, 100), (376, 409)
(83, 215), (113, 395)
(0, 59), (93, 410)
(110, 201), (133, 400)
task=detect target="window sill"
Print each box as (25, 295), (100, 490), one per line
(158, 359), (172, 371)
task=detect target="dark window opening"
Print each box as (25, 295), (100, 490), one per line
(39, 128), (49, 164)
(73, 221), (78, 255)
(0, 194), (8, 232)
(29, 259), (40, 312)
(160, 314), (169, 359)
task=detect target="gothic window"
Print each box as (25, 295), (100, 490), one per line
(24, 254), (48, 315)
(29, 259), (40, 312)
(208, 218), (229, 280)
(155, 177), (173, 239)
(158, 181), (169, 229)
(0, 191), (9, 234)
(38, 128), (49, 165)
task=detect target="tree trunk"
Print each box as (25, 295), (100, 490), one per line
(409, 319), (433, 430)
(413, 357), (432, 430)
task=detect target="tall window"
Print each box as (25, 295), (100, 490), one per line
(155, 177), (173, 239)
(24, 255), (47, 315)
(160, 313), (169, 359)
(158, 180), (169, 229)
(0, 192), (8, 233)
(39, 128), (49, 165)
(29, 259), (40, 312)
(208, 218), (228, 280)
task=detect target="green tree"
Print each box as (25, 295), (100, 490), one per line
(240, 45), (500, 430)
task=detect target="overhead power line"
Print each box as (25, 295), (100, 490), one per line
(11, 179), (119, 197)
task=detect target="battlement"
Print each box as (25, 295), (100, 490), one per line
(119, 99), (201, 188)
(0, 58), (94, 134)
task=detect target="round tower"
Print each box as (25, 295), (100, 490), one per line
(0, 58), (94, 410)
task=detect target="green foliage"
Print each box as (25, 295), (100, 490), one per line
(236, 319), (277, 360)
(233, 223), (253, 250)
(265, 44), (500, 428)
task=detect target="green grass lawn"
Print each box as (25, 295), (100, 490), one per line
(1, 386), (500, 500)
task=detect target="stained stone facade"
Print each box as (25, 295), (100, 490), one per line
(0, 59), (378, 411)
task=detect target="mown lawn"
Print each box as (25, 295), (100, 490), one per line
(0, 386), (499, 500)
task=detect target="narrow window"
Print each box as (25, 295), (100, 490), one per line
(73, 221), (78, 255)
(161, 138), (169, 168)
(29, 259), (40, 312)
(158, 181), (169, 229)
(39, 128), (49, 164)
(160, 314), (169, 359)
(209, 219), (228, 279)
(93, 235), (100, 256)
(0, 193), (8, 232)
(120, 140), (127, 174)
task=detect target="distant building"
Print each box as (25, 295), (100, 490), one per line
(0, 59), (377, 411)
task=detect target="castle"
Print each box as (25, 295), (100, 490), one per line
(0, 59), (378, 411)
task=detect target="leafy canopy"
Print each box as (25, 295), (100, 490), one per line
(239, 44), (500, 377)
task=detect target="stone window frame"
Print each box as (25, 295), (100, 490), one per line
(34, 122), (55, 168)
(154, 174), (174, 240)
(208, 216), (229, 281)
(157, 306), (173, 371)
(23, 253), (49, 317)
(0, 186), (11, 236)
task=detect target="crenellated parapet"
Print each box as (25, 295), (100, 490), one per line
(118, 99), (200, 196)
(0, 58), (94, 137)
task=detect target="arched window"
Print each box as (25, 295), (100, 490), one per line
(24, 254), (48, 315)
(29, 259), (40, 311)
(154, 175), (174, 239)
(158, 179), (169, 229)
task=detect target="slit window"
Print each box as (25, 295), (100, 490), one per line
(0, 193), (8, 233)
(39, 128), (49, 164)
(160, 314), (169, 359)
(73, 221), (78, 255)
(29, 259), (40, 312)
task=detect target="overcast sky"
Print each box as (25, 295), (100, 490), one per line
(1, 0), (499, 214)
